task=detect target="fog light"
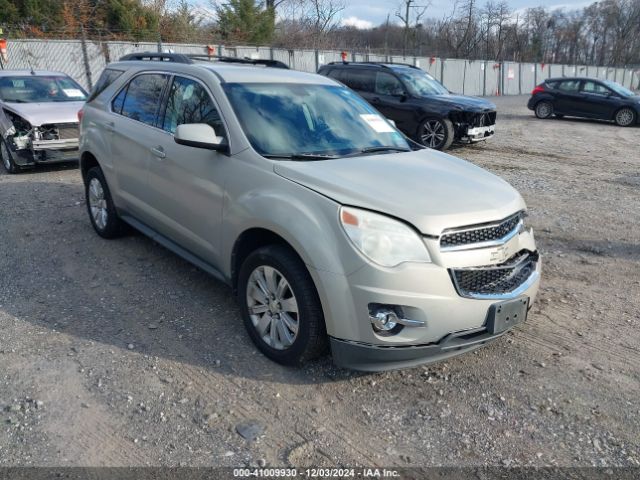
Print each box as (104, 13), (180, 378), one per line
(371, 310), (399, 332)
(369, 303), (426, 335)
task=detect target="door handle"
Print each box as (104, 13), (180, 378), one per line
(103, 122), (115, 133)
(150, 146), (166, 159)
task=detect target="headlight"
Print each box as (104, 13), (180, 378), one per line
(339, 206), (431, 267)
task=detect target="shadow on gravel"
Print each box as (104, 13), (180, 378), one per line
(0, 160), (78, 177)
(0, 180), (366, 386)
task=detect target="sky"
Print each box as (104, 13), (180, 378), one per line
(194, 0), (596, 29)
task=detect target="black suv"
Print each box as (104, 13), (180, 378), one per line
(318, 62), (496, 150)
(527, 77), (639, 127)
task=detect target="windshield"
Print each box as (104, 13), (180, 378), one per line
(0, 76), (87, 103)
(396, 68), (449, 96)
(603, 80), (635, 98)
(223, 83), (410, 158)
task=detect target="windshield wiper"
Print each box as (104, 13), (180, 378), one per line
(343, 146), (412, 157)
(263, 153), (338, 161)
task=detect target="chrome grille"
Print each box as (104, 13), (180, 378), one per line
(440, 212), (523, 250)
(450, 251), (538, 299)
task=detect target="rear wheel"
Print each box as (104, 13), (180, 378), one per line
(614, 108), (636, 127)
(535, 101), (553, 119)
(85, 166), (127, 238)
(0, 139), (20, 174)
(418, 118), (454, 150)
(238, 245), (327, 366)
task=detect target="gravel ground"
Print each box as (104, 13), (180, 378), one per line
(0, 95), (638, 468)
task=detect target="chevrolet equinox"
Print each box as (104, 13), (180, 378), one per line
(79, 53), (540, 371)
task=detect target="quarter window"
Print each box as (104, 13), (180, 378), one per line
(115, 74), (168, 126)
(87, 68), (123, 102)
(161, 76), (226, 139)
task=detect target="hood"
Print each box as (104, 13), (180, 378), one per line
(2, 101), (84, 126)
(421, 94), (496, 112)
(274, 149), (525, 236)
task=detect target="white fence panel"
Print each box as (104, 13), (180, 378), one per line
(441, 59), (466, 94)
(502, 62), (520, 95)
(463, 60), (485, 96)
(520, 63), (537, 92)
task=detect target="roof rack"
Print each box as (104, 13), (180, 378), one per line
(188, 55), (289, 69)
(326, 61), (419, 69)
(118, 52), (289, 69)
(119, 52), (193, 64)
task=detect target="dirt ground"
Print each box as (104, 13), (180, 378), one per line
(0, 95), (639, 468)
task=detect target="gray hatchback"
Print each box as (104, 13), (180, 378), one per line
(79, 53), (540, 371)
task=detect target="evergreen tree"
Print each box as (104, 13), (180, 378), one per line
(216, 0), (274, 45)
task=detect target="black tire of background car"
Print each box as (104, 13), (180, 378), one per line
(238, 244), (328, 366)
(614, 107), (636, 127)
(418, 118), (455, 151)
(85, 166), (128, 239)
(0, 138), (20, 174)
(534, 101), (554, 119)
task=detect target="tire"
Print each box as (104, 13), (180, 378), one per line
(0, 138), (20, 174)
(238, 244), (328, 366)
(85, 166), (126, 239)
(534, 101), (553, 119)
(418, 118), (454, 150)
(614, 107), (636, 127)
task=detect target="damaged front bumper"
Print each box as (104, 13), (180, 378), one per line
(462, 124), (495, 142)
(5, 131), (79, 166)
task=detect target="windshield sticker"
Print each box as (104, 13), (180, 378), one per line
(360, 114), (395, 133)
(62, 88), (85, 98)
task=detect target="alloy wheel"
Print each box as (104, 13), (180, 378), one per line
(536, 102), (552, 118)
(615, 108), (634, 127)
(246, 265), (299, 350)
(88, 177), (108, 230)
(421, 120), (445, 148)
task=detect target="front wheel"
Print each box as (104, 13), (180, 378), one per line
(418, 118), (454, 150)
(0, 139), (20, 174)
(614, 108), (636, 127)
(238, 245), (327, 366)
(535, 101), (553, 119)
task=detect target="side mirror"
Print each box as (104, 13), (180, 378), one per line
(174, 123), (227, 152)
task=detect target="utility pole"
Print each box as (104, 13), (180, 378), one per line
(396, 0), (429, 58)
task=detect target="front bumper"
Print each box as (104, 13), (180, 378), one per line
(311, 226), (540, 371)
(463, 125), (495, 142)
(13, 138), (79, 166)
(331, 321), (517, 371)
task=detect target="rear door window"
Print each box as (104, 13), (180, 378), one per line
(341, 69), (375, 93)
(375, 72), (404, 95)
(115, 73), (169, 126)
(557, 80), (581, 93)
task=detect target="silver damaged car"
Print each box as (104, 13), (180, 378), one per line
(0, 70), (86, 173)
(79, 53), (541, 371)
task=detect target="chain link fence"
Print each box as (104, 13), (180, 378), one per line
(2, 38), (639, 95)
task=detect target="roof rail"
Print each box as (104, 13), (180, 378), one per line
(326, 61), (419, 69)
(119, 52), (193, 64)
(188, 55), (289, 69)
